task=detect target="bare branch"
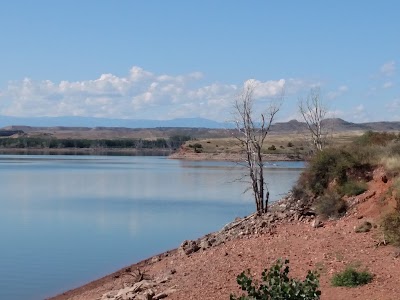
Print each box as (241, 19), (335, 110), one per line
(233, 82), (284, 215)
(298, 87), (327, 152)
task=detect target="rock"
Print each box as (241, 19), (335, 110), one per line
(153, 287), (176, 300)
(277, 212), (288, 219)
(151, 256), (161, 263)
(143, 288), (155, 300)
(163, 287), (177, 295)
(115, 286), (137, 300)
(179, 240), (200, 255)
(153, 292), (168, 299)
(199, 239), (211, 250)
(101, 290), (118, 299)
(131, 280), (155, 293)
(155, 275), (172, 284)
(311, 219), (323, 228)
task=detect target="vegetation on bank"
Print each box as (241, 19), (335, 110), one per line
(230, 259), (321, 300)
(231, 131), (400, 297)
(331, 267), (373, 287)
(292, 131), (400, 220)
(381, 176), (400, 246)
(0, 135), (191, 150)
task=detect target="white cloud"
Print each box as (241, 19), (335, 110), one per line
(0, 66), (294, 121)
(244, 79), (286, 99)
(326, 85), (348, 100)
(355, 104), (364, 113)
(382, 81), (394, 89)
(324, 109), (342, 119)
(386, 98), (400, 110)
(325, 104), (370, 122)
(380, 61), (396, 76)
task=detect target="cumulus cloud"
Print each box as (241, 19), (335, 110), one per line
(326, 85), (348, 100)
(326, 105), (369, 122)
(382, 81), (394, 89)
(380, 61), (396, 76)
(0, 66), (293, 120)
(386, 98), (400, 110)
(244, 79), (286, 99)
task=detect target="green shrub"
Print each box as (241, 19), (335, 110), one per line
(382, 211), (400, 246)
(193, 143), (203, 149)
(268, 145), (276, 151)
(287, 142), (294, 147)
(291, 185), (310, 201)
(339, 181), (367, 196)
(230, 259), (321, 300)
(355, 221), (372, 233)
(382, 154), (400, 177)
(355, 131), (397, 147)
(304, 148), (356, 195)
(331, 267), (373, 287)
(315, 192), (347, 219)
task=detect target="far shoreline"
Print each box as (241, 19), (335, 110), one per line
(0, 148), (304, 162)
(168, 151), (303, 162)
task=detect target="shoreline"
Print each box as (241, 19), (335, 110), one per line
(0, 148), (172, 156)
(47, 198), (291, 300)
(48, 167), (400, 300)
(0, 148), (304, 162)
(168, 151), (303, 162)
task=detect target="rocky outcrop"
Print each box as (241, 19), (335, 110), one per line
(100, 269), (177, 300)
(178, 193), (316, 256)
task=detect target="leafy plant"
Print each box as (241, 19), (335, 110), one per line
(230, 259), (321, 300)
(331, 267), (373, 287)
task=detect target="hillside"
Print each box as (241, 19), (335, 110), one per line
(1, 118), (400, 140)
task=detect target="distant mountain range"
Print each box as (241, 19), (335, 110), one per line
(0, 115), (399, 132)
(272, 118), (400, 133)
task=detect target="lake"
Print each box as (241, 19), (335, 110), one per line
(0, 155), (304, 300)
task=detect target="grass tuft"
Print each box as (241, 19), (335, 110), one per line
(331, 267), (373, 287)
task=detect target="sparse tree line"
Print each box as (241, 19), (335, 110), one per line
(0, 135), (191, 150)
(234, 82), (326, 215)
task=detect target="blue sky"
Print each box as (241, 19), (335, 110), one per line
(0, 1), (399, 123)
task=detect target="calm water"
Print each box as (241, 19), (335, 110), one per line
(0, 155), (304, 300)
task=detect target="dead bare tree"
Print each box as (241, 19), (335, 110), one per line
(298, 87), (327, 152)
(234, 82), (283, 215)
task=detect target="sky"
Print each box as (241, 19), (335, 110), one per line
(0, 0), (399, 123)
